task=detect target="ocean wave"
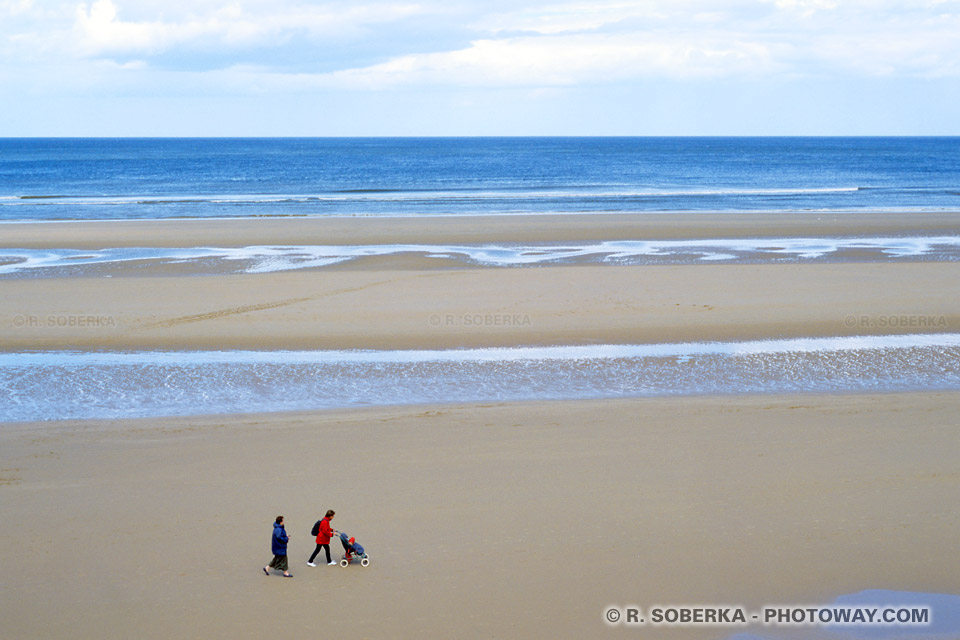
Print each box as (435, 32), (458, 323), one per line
(0, 186), (865, 207)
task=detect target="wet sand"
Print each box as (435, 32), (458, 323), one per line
(3, 212), (959, 352)
(3, 211), (960, 248)
(2, 262), (958, 351)
(1, 393), (958, 639)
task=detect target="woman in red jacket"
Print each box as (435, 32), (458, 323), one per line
(307, 510), (337, 566)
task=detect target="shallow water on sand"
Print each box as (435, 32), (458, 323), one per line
(3, 334), (960, 422)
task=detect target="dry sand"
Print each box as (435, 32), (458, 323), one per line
(1, 393), (958, 639)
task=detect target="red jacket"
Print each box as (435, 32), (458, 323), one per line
(316, 517), (333, 544)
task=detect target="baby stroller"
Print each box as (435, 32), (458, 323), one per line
(338, 531), (370, 567)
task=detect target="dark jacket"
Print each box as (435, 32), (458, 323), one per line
(272, 522), (289, 556)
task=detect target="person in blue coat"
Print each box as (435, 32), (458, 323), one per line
(263, 515), (293, 577)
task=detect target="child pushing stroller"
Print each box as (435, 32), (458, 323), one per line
(338, 531), (370, 567)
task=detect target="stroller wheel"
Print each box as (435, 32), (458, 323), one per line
(339, 558), (349, 567)
(360, 557), (370, 567)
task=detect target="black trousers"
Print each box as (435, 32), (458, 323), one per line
(309, 543), (331, 564)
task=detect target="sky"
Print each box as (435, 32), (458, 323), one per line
(1, 0), (959, 135)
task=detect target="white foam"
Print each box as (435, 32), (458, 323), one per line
(0, 246), (355, 275)
(3, 333), (960, 368)
(0, 186), (863, 208)
(1, 236), (959, 275)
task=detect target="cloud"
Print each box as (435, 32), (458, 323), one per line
(772, 0), (837, 17)
(4, 0), (960, 96)
(806, 21), (960, 77)
(71, 0), (426, 57)
(261, 0), (959, 88)
(477, 1), (669, 35)
(1, 0), (34, 16)
(74, 0), (173, 55)
(315, 32), (778, 88)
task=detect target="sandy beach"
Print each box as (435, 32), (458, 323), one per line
(4, 211), (960, 248)
(2, 212), (959, 352)
(2, 212), (959, 638)
(1, 393), (958, 639)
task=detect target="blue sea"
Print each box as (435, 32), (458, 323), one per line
(2, 137), (960, 221)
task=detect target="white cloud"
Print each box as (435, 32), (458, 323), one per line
(773, 0), (837, 16)
(805, 19), (960, 77)
(75, 0), (172, 55)
(478, 1), (668, 35)
(71, 0), (426, 57)
(4, 0), (960, 95)
(265, 0), (959, 88)
(315, 32), (778, 88)
(1, 0), (34, 15)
